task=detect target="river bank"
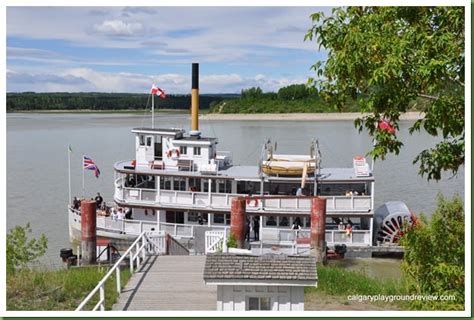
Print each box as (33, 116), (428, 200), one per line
(8, 108), (190, 114)
(7, 265), (131, 311)
(201, 111), (424, 121)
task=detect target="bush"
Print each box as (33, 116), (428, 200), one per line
(227, 234), (237, 248)
(7, 223), (48, 274)
(401, 194), (464, 310)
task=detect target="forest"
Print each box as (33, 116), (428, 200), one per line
(6, 92), (234, 111)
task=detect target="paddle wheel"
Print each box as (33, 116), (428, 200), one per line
(373, 201), (415, 245)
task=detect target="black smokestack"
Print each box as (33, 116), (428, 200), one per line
(192, 63), (199, 89)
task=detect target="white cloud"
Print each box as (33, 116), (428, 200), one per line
(7, 7), (329, 54)
(94, 19), (144, 36)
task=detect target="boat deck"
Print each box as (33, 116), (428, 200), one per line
(114, 160), (374, 182)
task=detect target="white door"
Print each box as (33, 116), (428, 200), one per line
(137, 134), (147, 164)
(145, 136), (154, 161)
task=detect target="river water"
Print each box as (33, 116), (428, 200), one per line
(6, 113), (464, 270)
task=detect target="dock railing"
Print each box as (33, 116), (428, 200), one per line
(75, 231), (165, 311)
(205, 228), (228, 254)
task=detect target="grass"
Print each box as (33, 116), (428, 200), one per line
(7, 265), (131, 311)
(305, 264), (410, 310)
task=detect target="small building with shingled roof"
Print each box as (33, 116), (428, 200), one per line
(203, 253), (317, 311)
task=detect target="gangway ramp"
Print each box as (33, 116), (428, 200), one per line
(113, 255), (216, 311)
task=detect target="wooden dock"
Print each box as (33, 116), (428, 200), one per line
(112, 255), (216, 311)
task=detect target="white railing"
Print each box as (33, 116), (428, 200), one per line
(115, 185), (372, 214)
(205, 229), (228, 254)
(76, 231), (165, 311)
(71, 206), (194, 239)
(96, 216), (158, 235)
(278, 229), (311, 242)
(159, 222), (194, 238)
(325, 230), (371, 245)
(72, 208), (371, 247)
(261, 228), (371, 246)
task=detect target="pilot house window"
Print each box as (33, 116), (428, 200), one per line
(180, 146), (187, 155)
(146, 136), (152, 147)
(139, 135), (145, 146)
(194, 147), (201, 156)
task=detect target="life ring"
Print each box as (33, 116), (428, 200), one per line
(246, 198), (259, 206)
(167, 149), (180, 158)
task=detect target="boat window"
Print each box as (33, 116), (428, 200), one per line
(189, 178), (201, 192)
(173, 177), (186, 191)
(194, 147), (201, 156)
(203, 180), (216, 193)
(136, 175), (155, 189)
(187, 212), (199, 222)
(139, 135), (145, 146)
(165, 211), (184, 224)
(180, 146), (187, 155)
(319, 183), (367, 196)
(146, 136), (153, 147)
(279, 216), (289, 227)
(265, 216), (277, 226)
(217, 179), (232, 193)
(160, 177), (172, 190)
(213, 214), (224, 224)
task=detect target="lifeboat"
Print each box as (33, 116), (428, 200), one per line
(261, 154), (315, 176)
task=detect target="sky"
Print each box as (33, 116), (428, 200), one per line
(6, 6), (331, 94)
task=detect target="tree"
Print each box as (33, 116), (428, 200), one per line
(241, 87), (263, 99)
(7, 223), (48, 274)
(278, 84), (311, 100)
(400, 195), (464, 310)
(305, 7), (464, 180)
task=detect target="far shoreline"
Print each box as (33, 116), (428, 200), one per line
(7, 108), (189, 114)
(201, 111), (425, 121)
(7, 110), (424, 121)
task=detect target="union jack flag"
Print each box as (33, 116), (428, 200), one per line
(83, 156), (101, 178)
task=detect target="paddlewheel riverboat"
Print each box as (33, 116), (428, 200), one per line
(68, 63), (414, 254)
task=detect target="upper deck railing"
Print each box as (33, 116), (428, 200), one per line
(114, 178), (372, 215)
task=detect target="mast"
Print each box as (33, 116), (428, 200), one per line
(82, 154), (85, 198)
(68, 145), (72, 205)
(152, 91), (155, 129)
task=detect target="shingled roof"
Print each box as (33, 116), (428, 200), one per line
(203, 254), (317, 285)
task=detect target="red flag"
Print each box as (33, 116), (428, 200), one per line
(151, 84), (166, 99)
(378, 119), (396, 134)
